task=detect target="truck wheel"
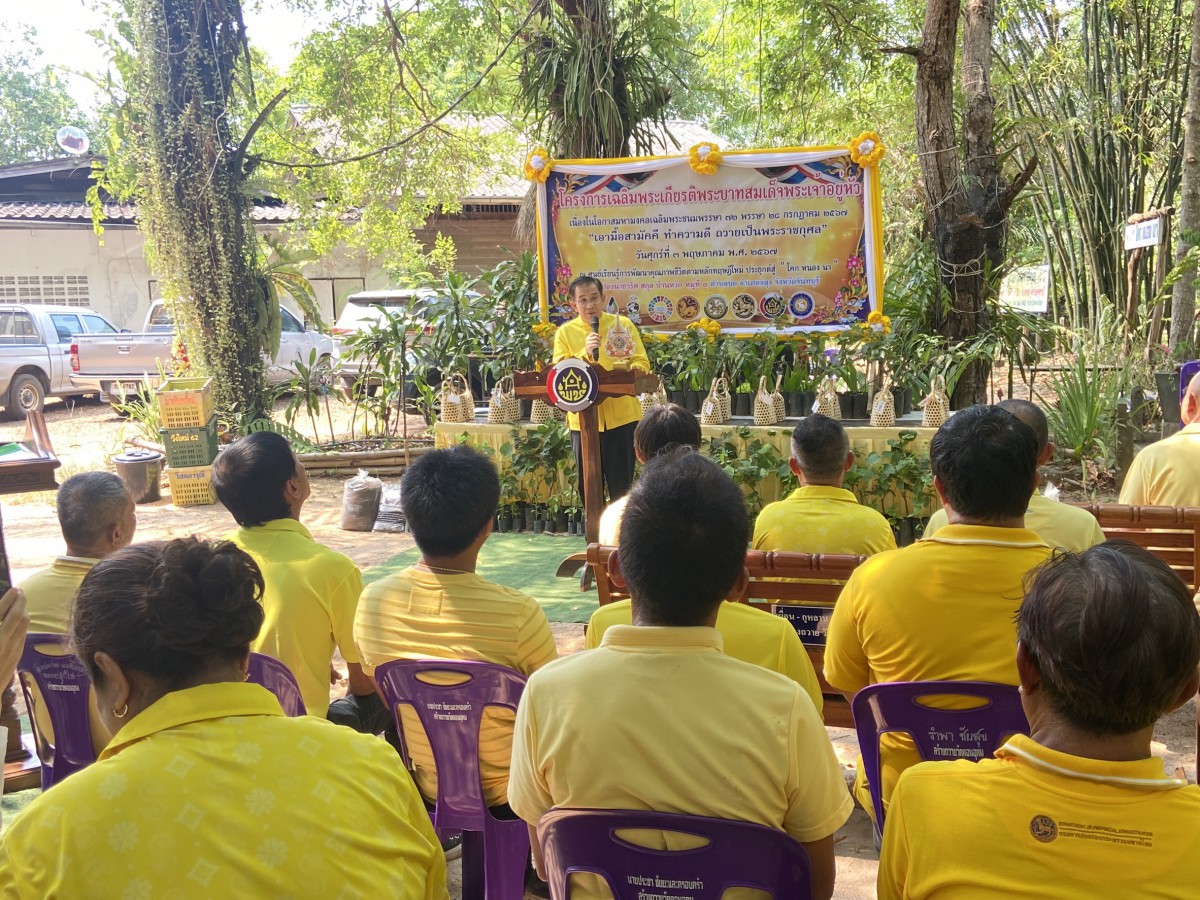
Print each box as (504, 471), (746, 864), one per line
(4, 374), (46, 420)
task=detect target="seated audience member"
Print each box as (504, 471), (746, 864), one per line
(925, 399), (1104, 552)
(1120, 371), (1200, 506)
(588, 405), (822, 712)
(0, 589), (27, 809)
(0, 539), (446, 897)
(19, 472), (136, 633)
(597, 403), (700, 544)
(825, 405), (1053, 819)
(510, 449), (852, 900)
(753, 414), (896, 556)
(879, 542), (1200, 899)
(213, 432), (376, 727)
(354, 445), (556, 809)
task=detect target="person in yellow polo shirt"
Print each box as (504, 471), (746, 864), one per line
(510, 450), (852, 900)
(589, 405), (822, 713)
(925, 399), (1105, 552)
(19, 471), (136, 634)
(825, 405), (1053, 821)
(753, 414), (897, 556)
(354, 445), (557, 809)
(879, 542), (1200, 899)
(596, 402), (701, 545)
(16, 472), (134, 755)
(552, 275), (650, 507)
(1120, 371), (1200, 507)
(0, 538), (447, 898)
(213, 432), (375, 725)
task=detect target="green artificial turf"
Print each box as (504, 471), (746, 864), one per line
(364, 532), (598, 623)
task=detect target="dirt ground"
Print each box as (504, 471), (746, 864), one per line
(3, 394), (1197, 899)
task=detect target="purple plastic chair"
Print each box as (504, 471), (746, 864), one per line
(852, 680), (1029, 835)
(16, 632), (98, 790)
(375, 659), (529, 900)
(536, 808), (813, 900)
(246, 652), (307, 716)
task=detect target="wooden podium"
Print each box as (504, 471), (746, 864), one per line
(514, 365), (659, 547)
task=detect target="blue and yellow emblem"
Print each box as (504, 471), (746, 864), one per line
(546, 358), (599, 413)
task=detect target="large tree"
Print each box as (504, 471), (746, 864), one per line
(126, 0), (276, 419)
(0, 33), (87, 164)
(1170, 0), (1200, 359)
(888, 0), (1036, 407)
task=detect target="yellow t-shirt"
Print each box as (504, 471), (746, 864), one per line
(0, 682), (448, 899)
(18, 556), (97, 634)
(1119, 423), (1200, 507)
(510, 626), (852, 899)
(354, 567), (557, 807)
(229, 519), (363, 717)
(752, 485), (898, 556)
(551, 313), (649, 432)
(824, 525), (1052, 816)
(925, 493), (1105, 553)
(879, 734), (1200, 899)
(585, 599), (823, 715)
(596, 494), (627, 545)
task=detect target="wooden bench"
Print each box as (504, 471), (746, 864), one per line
(585, 543), (867, 728)
(1070, 503), (1200, 590)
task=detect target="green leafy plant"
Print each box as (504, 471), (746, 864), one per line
(111, 377), (161, 442)
(281, 348), (337, 446)
(845, 431), (935, 523)
(1045, 352), (1121, 489)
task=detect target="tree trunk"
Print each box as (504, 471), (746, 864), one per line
(1170, 0), (1200, 360)
(909, 0), (1034, 408)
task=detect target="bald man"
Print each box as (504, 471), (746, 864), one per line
(1119, 373), (1200, 508)
(926, 400), (1105, 552)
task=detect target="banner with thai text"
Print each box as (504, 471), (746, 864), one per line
(532, 141), (885, 333)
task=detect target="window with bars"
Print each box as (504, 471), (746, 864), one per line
(0, 275), (90, 307)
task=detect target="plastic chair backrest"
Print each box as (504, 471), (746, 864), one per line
(537, 808), (813, 900)
(246, 652), (307, 716)
(374, 659), (526, 831)
(852, 680), (1029, 830)
(17, 633), (97, 790)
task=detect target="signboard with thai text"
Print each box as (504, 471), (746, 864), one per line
(1125, 218), (1163, 250)
(998, 265), (1050, 314)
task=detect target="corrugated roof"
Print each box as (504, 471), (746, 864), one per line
(0, 200), (304, 224)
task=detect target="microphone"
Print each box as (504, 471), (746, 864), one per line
(590, 316), (600, 361)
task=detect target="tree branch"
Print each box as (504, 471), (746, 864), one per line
(880, 45), (924, 60)
(234, 88), (289, 175)
(996, 153), (1039, 213)
(254, 5), (540, 171)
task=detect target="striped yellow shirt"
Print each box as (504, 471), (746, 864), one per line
(354, 567), (558, 806)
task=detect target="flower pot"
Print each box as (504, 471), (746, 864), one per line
(687, 390), (705, 414)
(555, 512), (569, 533)
(498, 511), (513, 533)
(838, 392), (855, 419)
(800, 391), (816, 416)
(519, 398), (533, 420)
(524, 505), (536, 532)
(533, 518), (545, 534)
(733, 392), (752, 417)
(851, 391), (869, 420)
(892, 386), (910, 417)
(785, 392), (805, 417)
(1156, 371), (1182, 425)
(669, 390), (687, 407)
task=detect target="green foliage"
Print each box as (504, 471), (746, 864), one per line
(518, 0), (684, 158)
(111, 378), (161, 441)
(0, 31), (88, 164)
(1045, 352), (1121, 487)
(241, 417), (322, 452)
(704, 427), (791, 517)
(844, 431), (935, 522)
(340, 303), (421, 441)
(480, 252), (542, 376)
(280, 348), (337, 445)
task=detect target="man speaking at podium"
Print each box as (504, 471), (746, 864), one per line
(552, 275), (650, 507)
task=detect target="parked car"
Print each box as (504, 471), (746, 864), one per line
(70, 300), (337, 404)
(0, 304), (121, 418)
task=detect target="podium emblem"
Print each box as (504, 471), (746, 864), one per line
(546, 359), (600, 413)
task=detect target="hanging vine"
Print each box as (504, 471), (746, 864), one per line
(127, 0), (274, 421)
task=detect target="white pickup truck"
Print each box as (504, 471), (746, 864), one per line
(70, 300), (337, 403)
(0, 304), (122, 418)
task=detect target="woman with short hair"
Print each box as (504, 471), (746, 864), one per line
(0, 537), (447, 898)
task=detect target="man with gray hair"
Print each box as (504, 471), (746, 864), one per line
(19, 471), (136, 633)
